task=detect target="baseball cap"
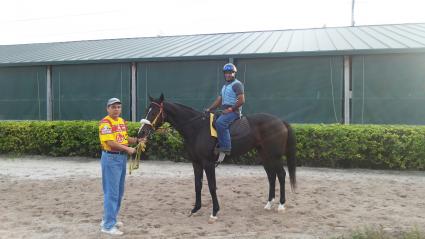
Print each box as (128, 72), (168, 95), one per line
(107, 98), (121, 107)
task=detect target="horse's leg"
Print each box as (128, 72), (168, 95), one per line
(204, 161), (220, 223)
(276, 159), (287, 212)
(263, 162), (277, 210)
(258, 145), (277, 210)
(190, 161), (203, 215)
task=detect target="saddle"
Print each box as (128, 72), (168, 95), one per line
(209, 113), (251, 140)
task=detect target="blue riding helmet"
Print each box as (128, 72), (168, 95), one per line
(223, 63), (237, 73)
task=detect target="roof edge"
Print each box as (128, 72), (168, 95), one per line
(1, 22), (425, 47)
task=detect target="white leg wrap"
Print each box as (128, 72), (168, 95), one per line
(208, 214), (218, 224)
(217, 152), (226, 163)
(278, 203), (286, 212)
(264, 198), (274, 210)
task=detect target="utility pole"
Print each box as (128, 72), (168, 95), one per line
(351, 0), (356, 26)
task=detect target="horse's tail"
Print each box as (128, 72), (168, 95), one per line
(283, 121), (296, 192)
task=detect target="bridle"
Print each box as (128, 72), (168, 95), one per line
(139, 102), (165, 134)
(139, 101), (208, 136)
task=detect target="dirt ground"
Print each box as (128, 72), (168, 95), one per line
(0, 155), (424, 239)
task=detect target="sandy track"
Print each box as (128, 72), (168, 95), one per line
(1, 156), (424, 239)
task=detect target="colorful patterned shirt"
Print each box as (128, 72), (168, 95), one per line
(99, 115), (129, 151)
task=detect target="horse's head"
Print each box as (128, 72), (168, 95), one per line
(138, 93), (166, 138)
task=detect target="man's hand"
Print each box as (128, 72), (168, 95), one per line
(127, 147), (136, 155)
(222, 107), (233, 114)
(137, 137), (147, 144)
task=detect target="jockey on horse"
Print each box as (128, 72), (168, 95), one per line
(206, 63), (245, 161)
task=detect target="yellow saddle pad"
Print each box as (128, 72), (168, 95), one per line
(209, 113), (250, 139)
(210, 113), (217, 138)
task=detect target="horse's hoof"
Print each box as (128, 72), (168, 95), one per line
(189, 206), (201, 217)
(264, 204), (272, 210)
(264, 199), (274, 210)
(277, 203), (286, 212)
(189, 210), (199, 217)
(208, 215), (218, 224)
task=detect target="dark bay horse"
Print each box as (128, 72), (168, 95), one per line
(138, 94), (296, 223)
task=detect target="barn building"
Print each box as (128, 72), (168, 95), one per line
(1, 23), (425, 124)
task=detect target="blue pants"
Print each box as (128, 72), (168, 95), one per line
(101, 151), (127, 229)
(215, 112), (239, 151)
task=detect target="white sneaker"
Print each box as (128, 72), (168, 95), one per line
(100, 220), (123, 228)
(101, 226), (123, 235)
(115, 221), (123, 228)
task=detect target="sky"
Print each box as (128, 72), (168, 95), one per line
(1, 0), (425, 45)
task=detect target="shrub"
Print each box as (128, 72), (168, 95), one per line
(0, 121), (424, 170)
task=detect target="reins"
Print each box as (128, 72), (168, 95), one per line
(128, 141), (147, 175)
(173, 113), (206, 128)
(140, 102), (207, 134)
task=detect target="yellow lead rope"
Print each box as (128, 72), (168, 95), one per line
(129, 141), (146, 175)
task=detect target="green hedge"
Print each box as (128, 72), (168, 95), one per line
(296, 124), (425, 170)
(0, 121), (424, 170)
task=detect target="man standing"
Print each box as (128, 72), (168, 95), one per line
(206, 63), (245, 156)
(99, 97), (138, 236)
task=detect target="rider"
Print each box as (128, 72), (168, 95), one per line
(206, 63), (245, 155)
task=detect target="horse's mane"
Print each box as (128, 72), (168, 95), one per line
(168, 102), (201, 115)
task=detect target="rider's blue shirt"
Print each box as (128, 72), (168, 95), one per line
(220, 79), (244, 113)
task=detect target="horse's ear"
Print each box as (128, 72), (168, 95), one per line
(159, 93), (164, 102)
(148, 95), (154, 102)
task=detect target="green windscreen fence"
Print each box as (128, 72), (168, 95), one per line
(52, 63), (131, 120)
(0, 66), (46, 120)
(5, 54), (425, 124)
(136, 60), (227, 118)
(352, 53), (425, 124)
(237, 57), (344, 123)
(136, 57), (343, 123)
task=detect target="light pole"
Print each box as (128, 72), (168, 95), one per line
(351, 0), (356, 26)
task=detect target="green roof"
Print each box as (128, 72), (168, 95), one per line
(1, 23), (425, 66)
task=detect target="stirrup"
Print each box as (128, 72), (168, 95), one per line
(215, 152), (226, 167)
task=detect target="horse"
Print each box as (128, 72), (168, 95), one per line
(138, 94), (296, 223)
